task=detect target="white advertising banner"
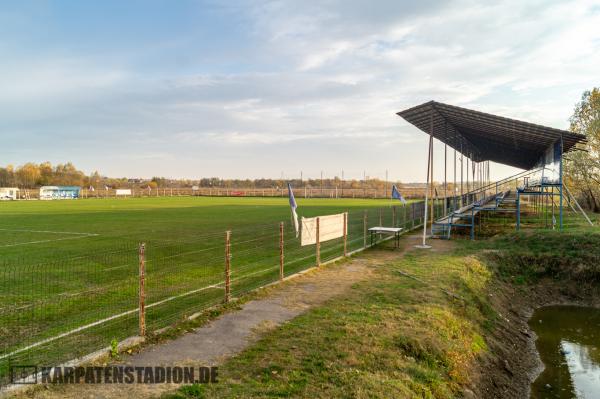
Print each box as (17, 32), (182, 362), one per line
(301, 213), (346, 246)
(116, 189), (132, 196)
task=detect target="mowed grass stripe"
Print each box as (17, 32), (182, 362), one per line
(0, 197), (418, 384)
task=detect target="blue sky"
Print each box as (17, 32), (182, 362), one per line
(2, 0), (600, 182)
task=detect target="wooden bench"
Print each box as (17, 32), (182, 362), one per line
(368, 227), (403, 248)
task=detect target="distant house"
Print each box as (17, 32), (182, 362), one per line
(39, 186), (81, 200)
(0, 187), (19, 200)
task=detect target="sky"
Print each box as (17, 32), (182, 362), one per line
(2, 0), (600, 183)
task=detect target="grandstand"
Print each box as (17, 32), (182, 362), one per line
(397, 101), (590, 241)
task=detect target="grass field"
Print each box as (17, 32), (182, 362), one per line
(167, 214), (600, 399)
(0, 196), (426, 386)
(0, 196), (409, 261)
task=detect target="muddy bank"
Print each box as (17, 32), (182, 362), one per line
(472, 278), (600, 398)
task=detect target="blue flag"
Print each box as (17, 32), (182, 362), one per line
(391, 185), (407, 204)
(288, 183), (299, 237)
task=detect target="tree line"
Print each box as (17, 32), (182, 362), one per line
(0, 162), (87, 189)
(0, 163), (406, 191)
(3, 88), (596, 209)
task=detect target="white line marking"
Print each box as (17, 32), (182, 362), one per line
(0, 262), (281, 360)
(0, 228), (97, 236)
(0, 224), (418, 363)
(0, 281), (224, 361)
(0, 235), (98, 248)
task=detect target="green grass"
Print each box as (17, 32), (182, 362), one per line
(0, 196), (424, 385)
(166, 242), (495, 398)
(0, 197), (412, 261)
(5, 195), (590, 389)
(168, 215), (600, 399)
(468, 216), (600, 285)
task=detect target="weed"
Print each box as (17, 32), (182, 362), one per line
(110, 338), (119, 359)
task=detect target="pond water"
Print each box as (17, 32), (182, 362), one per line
(529, 305), (600, 398)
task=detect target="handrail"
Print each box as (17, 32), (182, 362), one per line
(438, 166), (544, 199)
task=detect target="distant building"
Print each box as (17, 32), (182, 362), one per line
(39, 186), (81, 200)
(0, 187), (19, 200)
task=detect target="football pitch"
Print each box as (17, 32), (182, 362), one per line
(0, 196), (425, 384)
(0, 196), (401, 261)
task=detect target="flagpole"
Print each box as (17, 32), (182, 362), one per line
(287, 182), (299, 238)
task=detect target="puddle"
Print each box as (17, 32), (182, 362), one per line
(529, 305), (600, 398)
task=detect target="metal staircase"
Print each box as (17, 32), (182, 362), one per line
(431, 167), (545, 240)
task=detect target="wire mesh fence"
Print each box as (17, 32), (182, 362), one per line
(0, 202), (426, 387)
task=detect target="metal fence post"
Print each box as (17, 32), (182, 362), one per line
(225, 231), (231, 302)
(343, 212), (348, 257)
(363, 210), (368, 248)
(138, 243), (146, 337)
(279, 222), (284, 280)
(316, 217), (321, 266)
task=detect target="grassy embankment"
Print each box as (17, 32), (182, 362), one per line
(168, 214), (600, 398)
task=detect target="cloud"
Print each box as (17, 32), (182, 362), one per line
(1, 0), (600, 181)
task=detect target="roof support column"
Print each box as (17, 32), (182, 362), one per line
(466, 156), (470, 200)
(443, 120), (447, 217)
(453, 147), (457, 212)
(488, 161), (490, 195)
(417, 111), (433, 249)
(559, 136), (564, 231)
(430, 131), (434, 225)
(460, 143), (464, 207)
(478, 162), (481, 193)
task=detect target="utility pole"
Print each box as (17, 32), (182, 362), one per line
(320, 170), (323, 196)
(385, 169), (388, 198)
(341, 170), (344, 198)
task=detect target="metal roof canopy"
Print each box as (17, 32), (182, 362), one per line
(397, 101), (587, 170)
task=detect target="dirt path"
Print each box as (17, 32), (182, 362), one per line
(17, 241), (415, 399)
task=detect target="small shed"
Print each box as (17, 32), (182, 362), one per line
(0, 187), (19, 200)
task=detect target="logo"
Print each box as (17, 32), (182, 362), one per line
(9, 365), (38, 384)
(5, 365), (217, 385)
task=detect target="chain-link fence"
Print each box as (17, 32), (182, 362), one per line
(0, 202), (426, 387)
